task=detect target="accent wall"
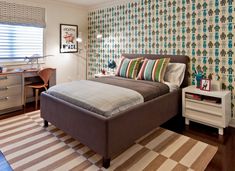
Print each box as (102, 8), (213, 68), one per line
(88, 0), (235, 115)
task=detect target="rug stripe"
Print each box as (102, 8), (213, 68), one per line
(172, 163), (189, 171)
(24, 147), (76, 171)
(13, 144), (69, 170)
(145, 129), (173, 150)
(153, 133), (181, 153)
(3, 128), (60, 155)
(128, 150), (158, 171)
(191, 145), (218, 171)
(0, 130), (52, 150)
(0, 116), (28, 127)
(70, 160), (93, 171)
(179, 141), (207, 167)
(88, 153), (102, 164)
(157, 158), (177, 171)
(25, 110), (40, 116)
(143, 154), (167, 171)
(0, 123), (38, 138)
(113, 147), (150, 171)
(0, 126), (43, 144)
(139, 127), (165, 146)
(8, 139), (64, 164)
(108, 144), (142, 169)
(0, 120), (32, 133)
(57, 156), (88, 171)
(161, 136), (189, 157)
(170, 138), (197, 162)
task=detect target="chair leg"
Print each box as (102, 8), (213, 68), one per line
(35, 89), (39, 110)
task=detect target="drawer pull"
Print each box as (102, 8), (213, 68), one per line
(0, 97), (9, 101)
(0, 87), (8, 91)
(0, 76), (8, 80)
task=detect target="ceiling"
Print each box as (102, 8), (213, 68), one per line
(53, 0), (118, 7)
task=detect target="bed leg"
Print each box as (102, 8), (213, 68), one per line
(43, 120), (48, 128)
(102, 157), (110, 168)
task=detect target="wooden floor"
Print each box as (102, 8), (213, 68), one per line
(0, 103), (234, 171)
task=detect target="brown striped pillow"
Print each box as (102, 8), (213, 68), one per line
(137, 58), (170, 82)
(116, 57), (142, 79)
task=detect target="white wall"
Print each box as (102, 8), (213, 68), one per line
(5, 0), (88, 83)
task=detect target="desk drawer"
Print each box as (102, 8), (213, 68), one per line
(0, 74), (22, 86)
(0, 95), (22, 110)
(0, 85), (22, 96)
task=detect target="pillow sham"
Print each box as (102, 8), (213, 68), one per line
(115, 57), (142, 79)
(137, 58), (170, 82)
(164, 63), (186, 87)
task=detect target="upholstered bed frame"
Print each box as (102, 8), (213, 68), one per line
(40, 54), (189, 168)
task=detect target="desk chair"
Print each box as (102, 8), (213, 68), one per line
(24, 68), (54, 109)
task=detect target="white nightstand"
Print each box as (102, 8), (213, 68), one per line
(94, 72), (115, 78)
(182, 85), (231, 135)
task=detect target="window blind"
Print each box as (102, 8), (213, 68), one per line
(0, 1), (46, 28)
(0, 24), (43, 60)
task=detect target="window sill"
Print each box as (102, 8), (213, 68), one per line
(1, 60), (45, 67)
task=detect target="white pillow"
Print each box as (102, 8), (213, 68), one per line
(164, 63), (186, 87)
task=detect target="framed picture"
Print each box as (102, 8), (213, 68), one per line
(200, 79), (211, 91)
(60, 24), (78, 53)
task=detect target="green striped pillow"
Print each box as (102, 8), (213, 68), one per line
(137, 58), (170, 82)
(116, 57), (142, 79)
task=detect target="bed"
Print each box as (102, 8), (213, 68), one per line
(40, 54), (189, 168)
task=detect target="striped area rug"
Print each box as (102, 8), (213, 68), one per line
(0, 111), (217, 171)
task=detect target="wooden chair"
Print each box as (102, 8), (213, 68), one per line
(24, 68), (54, 109)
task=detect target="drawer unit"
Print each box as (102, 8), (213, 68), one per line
(0, 74), (23, 114)
(182, 86), (231, 135)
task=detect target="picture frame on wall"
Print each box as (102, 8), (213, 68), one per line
(60, 24), (78, 53)
(200, 79), (211, 91)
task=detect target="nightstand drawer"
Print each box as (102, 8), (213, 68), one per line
(0, 95), (22, 110)
(185, 109), (223, 126)
(185, 99), (222, 116)
(0, 85), (22, 96)
(0, 74), (22, 86)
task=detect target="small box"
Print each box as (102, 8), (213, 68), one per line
(211, 80), (221, 91)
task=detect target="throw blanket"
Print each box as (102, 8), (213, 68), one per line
(47, 80), (144, 117)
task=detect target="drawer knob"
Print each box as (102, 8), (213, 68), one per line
(0, 97), (8, 101)
(0, 76), (8, 80)
(0, 87), (8, 91)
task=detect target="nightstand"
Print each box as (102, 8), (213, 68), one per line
(94, 72), (115, 78)
(182, 85), (231, 135)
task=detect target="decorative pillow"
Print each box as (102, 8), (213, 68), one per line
(137, 58), (170, 82)
(116, 57), (142, 79)
(164, 63), (186, 87)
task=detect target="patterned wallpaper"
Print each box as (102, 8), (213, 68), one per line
(88, 0), (235, 113)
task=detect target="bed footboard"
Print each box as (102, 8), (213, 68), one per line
(40, 92), (109, 159)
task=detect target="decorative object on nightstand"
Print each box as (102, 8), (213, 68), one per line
(182, 85), (231, 135)
(200, 79), (211, 91)
(195, 69), (204, 88)
(108, 59), (116, 72)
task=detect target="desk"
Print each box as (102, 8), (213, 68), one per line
(0, 69), (56, 114)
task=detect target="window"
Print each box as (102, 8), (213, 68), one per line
(0, 24), (43, 62)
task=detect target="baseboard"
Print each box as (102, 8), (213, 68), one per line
(229, 118), (235, 128)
